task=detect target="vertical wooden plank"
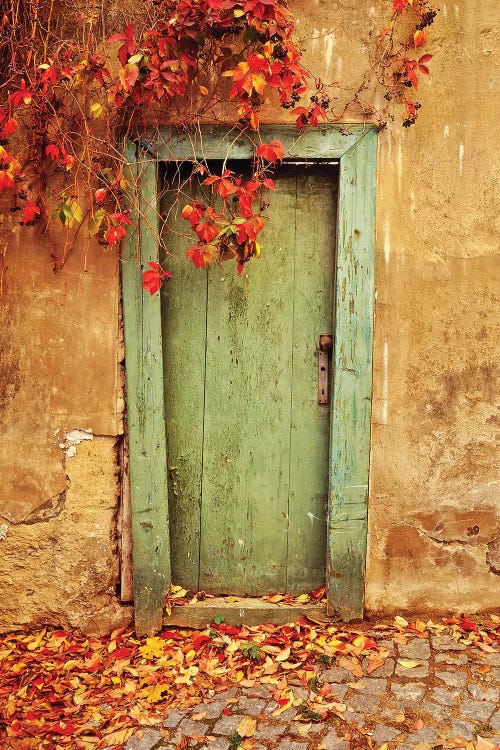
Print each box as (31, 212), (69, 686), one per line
(328, 129), (377, 619)
(286, 166), (337, 592)
(199, 168), (298, 594)
(119, 432), (134, 601)
(122, 142), (171, 634)
(160, 167), (208, 589)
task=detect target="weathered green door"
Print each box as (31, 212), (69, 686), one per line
(160, 162), (338, 595)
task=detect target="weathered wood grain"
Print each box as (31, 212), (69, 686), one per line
(160, 166), (208, 589)
(327, 129), (377, 620)
(135, 125), (369, 163)
(163, 597), (330, 628)
(286, 166), (337, 592)
(122, 143), (171, 634)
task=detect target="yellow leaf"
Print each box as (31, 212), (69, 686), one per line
(295, 593), (309, 603)
(297, 723), (312, 735)
(90, 102), (103, 119)
(276, 647), (291, 662)
(139, 637), (166, 660)
(191, 712), (207, 721)
(237, 717), (257, 737)
(394, 615), (409, 628)
(234, 8), (245, 16)
(139, 682), (170, 703)
(398, 659), (421, 669)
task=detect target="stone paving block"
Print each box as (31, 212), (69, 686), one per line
(362, 657), (395, 677)
(347, 693), (380, 714)
(491, 709), (500, 731)
(470, 652), (500, 667)
(435, 653), (469, 666)
(275, 740), (307, 750)
(344, 711), (365, 728)
(432, 636), (467, 652)
(244, 684), (272, 699)
(125, 728), (162, 750)
(197, 701), (229, 719)
(405, 726), (440, 743)
(321, 729), (348, 750)
(450, 720), (477, 741)
(321, 667), (351, 683)
(467, 682), (500, 702)
(431, 687), (461, 706)
(212, 687), (239, 700)
(357, 677), (388, 695)
(235, 696), (267, 714)
(435, 670), (467, 688)
(391, 681), (426, 702)
(254, 721), (289, 741)
(460, 700), (496, 723)
(395, 660), (429, 678)
(212, 714), (245, 734)
(197, 738), (229, 750)
(399, 639), (431, 660)
(377, 639), (397, 654)
(369, 725), (403, 743)
(420, 701), (452, 723)
(329, 683), (349, 700)
(172, 717), (210, 742)
(163, 708), (186, 727)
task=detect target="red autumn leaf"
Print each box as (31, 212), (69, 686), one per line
(21, 200), (41, 224)
(8, 80), (33, 107)
(193, 634), (211, 650)
(94, 188), (107, 203)
(393, 0), (409, 12)
(418, 53), (433, 75)
(257, 139), (284, 164)
(195, 221), (220, 243)
(460, 618), (478, 632)
(1, 118), (17, 137)
(186, 245), (209, 268)
(108, 24), (136, 66)
(262, 178), (275, 191)
(110, 211), (133, 225)
(46, 144), (60, 160)
(142, 261), (174, 295)
(106, 225), (127, 245)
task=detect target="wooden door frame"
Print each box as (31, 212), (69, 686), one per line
(122, 125), (377, 635)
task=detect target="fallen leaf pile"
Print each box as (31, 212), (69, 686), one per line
(0, 613), (498, 750)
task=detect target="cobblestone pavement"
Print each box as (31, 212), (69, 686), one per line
(121, 630), (500, 750)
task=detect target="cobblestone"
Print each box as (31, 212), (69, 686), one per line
(399, 639), (431, 660)
(460, 700), (496, 723)
(125, 728), (162, 750)
(435, 670), (467, 687)
(391, 681), (426, 702)
(431, 686), (461, 706)
(125, 625), (500, 750)
(395, 660), (429, 678)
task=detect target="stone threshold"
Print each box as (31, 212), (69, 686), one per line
(162, 597), (331, 628)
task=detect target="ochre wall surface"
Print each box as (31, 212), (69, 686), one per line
(0, 0), (498, 633)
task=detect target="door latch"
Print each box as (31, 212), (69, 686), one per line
(318, 334), (333, 405)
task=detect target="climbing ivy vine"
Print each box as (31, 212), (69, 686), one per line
(0, 0), (437, 288)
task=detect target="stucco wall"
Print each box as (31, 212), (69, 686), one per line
(0, 0), (498, 632)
